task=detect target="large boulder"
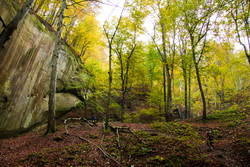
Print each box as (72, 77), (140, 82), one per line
(40, 93), (82, 116)
(0, 0), (82, 138)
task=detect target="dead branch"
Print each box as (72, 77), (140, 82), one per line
(66, 133), (123, 167)
(108, 123), (145, 144)
(64, 117), (94, 134)
(116, 128), (121, 148)
(100, 122), (106, 144)
(127, 128), (145, 144)
(64, 120), (123, 166)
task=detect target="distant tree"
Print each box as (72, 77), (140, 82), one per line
(178, 38), (193, 118)
(180, 0), (218, 120)
(103, 5), (124, 129)
(112, 0), (146, 121)
(205, 41), (232, 109)
(147, 0), (178, 122)
(0, 0), (35, 53)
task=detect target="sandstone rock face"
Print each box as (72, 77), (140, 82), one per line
(0, 1), (82, 138)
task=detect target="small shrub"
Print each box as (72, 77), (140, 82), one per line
(138, 108), (161, 123)
(148, 155), (165, 165)
(226, 120), (242, 128)
(21, 152), (49, 166)
(164, 154), (186, 166)
(134, 131), (151, 138)
(75, 102), (85, 109)
(88, 133), (98, 139)
(125, 143), (152, 157)
(150, 122), (199, 138)
(234, 137), (250, 146)
(150, 122), (201, 148)
(208, 105), (247, 122)
(125, 108), (162, 123)
(148, 154), (186, 166)
(147, 135), (166, 144)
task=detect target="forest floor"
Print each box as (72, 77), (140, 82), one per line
(0, 107), (249, 167)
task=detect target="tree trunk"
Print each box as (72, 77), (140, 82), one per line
(34, 0), (46, 13)
(46, 0), (66, 134)
(192, 55), (207, 120)
(103, 7), (124, 129)
(106, 47), (112, 129)
(189, 26), (207, 120)
(120, 45), (136, 122)
(182, 63), (189, 118)
(161, 23), (173, 122)
(165, 65), (172, 121)
(162, 65), (168, 121)
(188, 65), (192, 117)
(117, 50), (125, 122)
(180, 41), (191, 118)
(220, 77), (225, 107)
(64, 18), (76, 43)
(0, 0), (35, 53)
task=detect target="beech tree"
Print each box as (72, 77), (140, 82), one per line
(0, 0), (35, 53)
(178, 37), (192, 118)
(46, 0), (102, 134)
(229, 0), (250, 64)
(147, 0), (179, 121)
(180, 0), (219, 120)
(46, 0), (67, 134)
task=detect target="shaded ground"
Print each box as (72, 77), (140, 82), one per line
(0, 108), (249, 167)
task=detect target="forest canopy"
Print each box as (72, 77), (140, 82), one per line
(15, 0), (250, 122)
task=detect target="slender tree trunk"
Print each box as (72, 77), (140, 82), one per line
(120, 54), (125, 121)
(106, 46), (112, 128)
(192, 53), (207, 120)
(180, 40), (190, 118)
(46, 2), (60, 25)
(188, 65), (192, 117)
(46, 0), (66, 134)
(120, 45), (136, 122)
(166, 66), (172, 121)
(214, 85), (217, 110)
(230, 2), (250, 65)
(103, 6), (124, 129)
(183, 65), (189, 118)
(34, 0), (46, 13)
(161, 23), (172, 122)
(0, 0), (35, 53)
(162, 65), (167, 121)
(64, 18), (76, 42)
(220, 77), (225, 107)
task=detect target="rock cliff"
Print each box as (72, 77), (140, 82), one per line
(0, 1), (82, 138)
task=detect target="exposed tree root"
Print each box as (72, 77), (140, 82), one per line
(64, 117), (94, 134)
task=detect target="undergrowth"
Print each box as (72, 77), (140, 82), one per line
(207, 104), (248, 122)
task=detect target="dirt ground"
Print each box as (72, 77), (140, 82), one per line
(0, 111), (249, 167)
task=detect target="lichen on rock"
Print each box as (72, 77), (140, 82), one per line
(0, 0), (83, 138)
